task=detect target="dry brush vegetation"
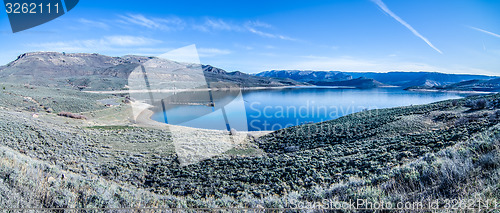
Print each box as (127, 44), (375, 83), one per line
(0, 84), (499, 211)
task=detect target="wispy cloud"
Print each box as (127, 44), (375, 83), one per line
(244, 21), (296, 41)
(205, 19), (233, 31)
(206, 18), (241, 31)
(119, 14), (161, 29)
(193, 18), (244, 32)
(78, 18), (109, 30)
(246, 27), (296, 41)
(118, 14), (184, 31)
(192, 18), (296, 41)
(371, 0), (442, 54)
(103, 36), (162, 46)
(198, 48), (232, 57)
(77, 15), (296, 41)
(28, 36), (162, 52)
(246, 21), (272, 29)
(469, 26), (500, 39)
(234, 43), (254, 50)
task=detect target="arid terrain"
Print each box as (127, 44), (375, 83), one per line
(0, 52), (499, 210)
(0, 81), (499, 209)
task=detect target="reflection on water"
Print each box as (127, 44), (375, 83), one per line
(151, 87), (465, 131)
(151, 89), (246, 131)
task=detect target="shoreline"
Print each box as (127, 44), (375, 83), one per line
(82, 85), (400, 94)
(83, 86), (297, 94)
(133, 102), (271, 137)
(406, 88), (497, 94)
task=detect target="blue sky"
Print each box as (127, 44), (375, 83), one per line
(1, 0), (500, 74)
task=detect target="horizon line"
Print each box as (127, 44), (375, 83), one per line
(2, 51), (498, 77)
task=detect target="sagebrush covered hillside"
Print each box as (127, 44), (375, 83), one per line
(0, 82), (499, 209)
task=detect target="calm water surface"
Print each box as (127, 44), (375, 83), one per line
(151, 87), (465, 131)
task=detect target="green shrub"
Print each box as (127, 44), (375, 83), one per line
(465, 99), (488, 110)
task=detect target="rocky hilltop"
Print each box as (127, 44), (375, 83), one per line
(0, 52), (304, 90)
(3, 52), (149, 77)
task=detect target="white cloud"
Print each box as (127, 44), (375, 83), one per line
(102, 36), (162, 46)
(78, 18), (109, 30)
(193, 18), (244, 32)
(205, 19), (231, 30)
(234, 43), (254, 50)
(119, 14), (160, 29)
(204, 18), (239, 31)
(28, 36), (162, 52)
(243, 20), (296, 41)
(469, 26), (500, 39)
(80, 15), (296, 43)
(245, 21), (272, 29)
(247, 27), (296, 41)
(192, 18), (297, 41)
(247, 28), (274, 38)
(198, 48), (232, 57)
(371, 0), (442, 54)
(118, 14), (184, 31)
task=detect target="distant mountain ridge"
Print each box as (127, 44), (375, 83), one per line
(310, 77), (387, 89)
(256, 70), (496, 89)
(408, 78), (500, 92)
(346, 72), (494, 87)
(255, 70), (351, 82)
(0, 52), (304, 90)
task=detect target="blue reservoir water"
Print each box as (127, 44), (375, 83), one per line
(151, 87), (465, 131)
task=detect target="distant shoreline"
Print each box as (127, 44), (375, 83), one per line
(84, 86), (296, 94)
(406, 88), (497, 94)
(84, 86), (498, 95)
(82, 85), (399, 94)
